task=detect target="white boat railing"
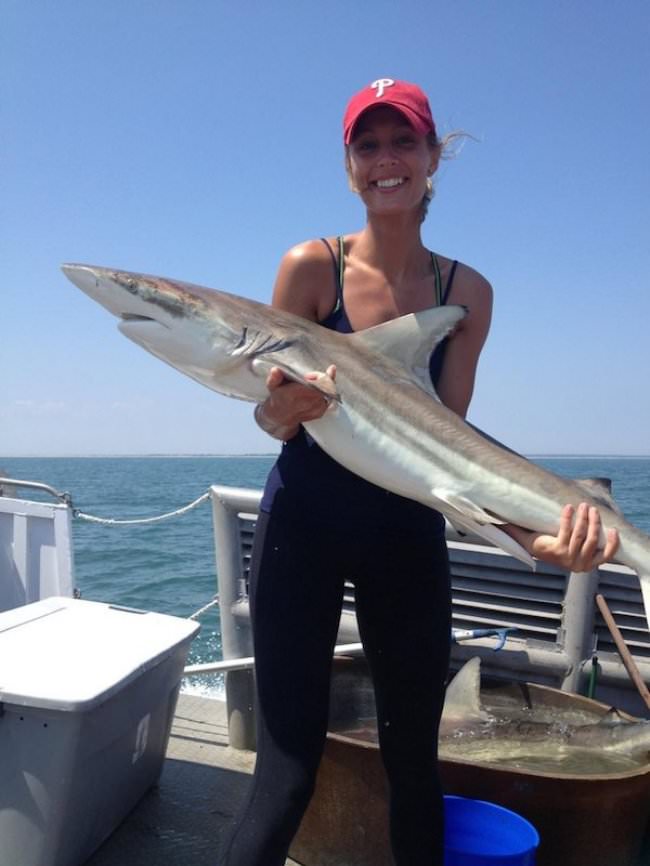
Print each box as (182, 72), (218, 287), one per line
(0, 479), (76, 611)
(208, 484), (650, 748)
(2, 476), (649, 752)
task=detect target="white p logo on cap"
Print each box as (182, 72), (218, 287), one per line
(371, 78), (395, 99)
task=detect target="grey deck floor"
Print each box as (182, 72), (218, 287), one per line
(84, 693), (650, 866)
(85, 694), (299, 866)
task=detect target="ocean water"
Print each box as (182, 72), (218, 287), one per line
(2, 454), (649, 696)
(533, 456), (650, 534)
(0, 455), (276, 697)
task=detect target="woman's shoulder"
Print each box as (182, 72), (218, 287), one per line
(435, 256), (493, 342)
(272, 237), (340, 319)
(279, 237), (340, 269)
(443, 256), (493, 308)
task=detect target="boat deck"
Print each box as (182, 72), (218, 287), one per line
(85, 694), (299, 866)
(84, 692), (650, 866)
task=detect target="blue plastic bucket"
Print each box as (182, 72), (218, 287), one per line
(444, 795), (539, 866)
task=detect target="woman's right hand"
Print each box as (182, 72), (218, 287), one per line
(255, 365), (336, 441)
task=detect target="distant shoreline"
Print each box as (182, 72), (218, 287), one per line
(2, 453), (649, 460)
(0, 453), (280, 460)
(528, 454), (650, 460)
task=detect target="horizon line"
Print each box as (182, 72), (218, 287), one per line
(2, 452), (650, 460)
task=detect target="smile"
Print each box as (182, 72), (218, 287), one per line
(373, 177), (406, 189)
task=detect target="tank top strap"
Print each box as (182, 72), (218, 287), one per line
(431, 252), (442, 306)
(442, 260), (459, 305)
(320, 236), (344, 314)
(430, 254), (460, 306)
(337, 235), (345, 288)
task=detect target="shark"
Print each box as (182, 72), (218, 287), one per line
(440, 657), (650, 767)
(61, 264), (650, 628)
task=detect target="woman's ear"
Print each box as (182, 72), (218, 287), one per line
(428, 153), (440, 176)
(345, 150), (359, 193)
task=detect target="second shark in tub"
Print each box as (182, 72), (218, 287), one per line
(440, 657), (650, 763)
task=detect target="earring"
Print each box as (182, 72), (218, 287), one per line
(425, 177), (433, 197)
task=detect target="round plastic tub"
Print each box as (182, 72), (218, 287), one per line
(444, 795), (539, 866)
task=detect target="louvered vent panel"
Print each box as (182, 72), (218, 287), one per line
(238, 514), (258, 590)
(234, 520), (570, 645)
(596, 568), (650, 659)
(449, 545), (566, 643)
(342, 582), (356, 615)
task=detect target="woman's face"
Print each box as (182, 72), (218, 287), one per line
(346, 106), (438, 215)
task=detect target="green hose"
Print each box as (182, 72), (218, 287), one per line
(586, 655), (600, 699)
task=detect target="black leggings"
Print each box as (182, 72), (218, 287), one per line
(220, 489), (451, 866)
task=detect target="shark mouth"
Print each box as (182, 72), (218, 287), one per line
(120, 313), (157, 323)
(118, 313), (171, 337)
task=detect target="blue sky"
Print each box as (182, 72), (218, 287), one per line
(2, 0), (649, 456)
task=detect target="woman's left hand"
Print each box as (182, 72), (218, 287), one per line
(527, 503), (620, 571)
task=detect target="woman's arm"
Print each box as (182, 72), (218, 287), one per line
(436, 264), (620, 569)
(504, 503), (619, 571)
(254, 364), (337, 441)
(434, 265), (493, 418)
(254, 241), (338, 442)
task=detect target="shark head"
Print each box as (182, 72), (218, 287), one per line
(62, 264), (286, 401)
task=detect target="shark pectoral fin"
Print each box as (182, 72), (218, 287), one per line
(348, 305), (467, 398)
(436, 493), (536, 569)
(434, 490), (505, 525)
(304, 369), (339, 400)
(250, 359), (340, 402)
(249, 357), (271, 378)
(469, 523), (537, 570)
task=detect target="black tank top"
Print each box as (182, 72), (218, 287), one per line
(260, 238), (458, 515)
(318, 236), (457, 387)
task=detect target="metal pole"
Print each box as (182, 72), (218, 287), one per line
(210, 487), (257, 749)
(184, 643), (365, 676)
(595, 593), (650, 712)
(560, 566), (600, 692)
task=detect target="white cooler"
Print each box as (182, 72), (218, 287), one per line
(0, 596), (200, 866)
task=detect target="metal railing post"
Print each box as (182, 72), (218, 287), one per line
(210, 487), (257, 750)
(560, 566), (599, 693)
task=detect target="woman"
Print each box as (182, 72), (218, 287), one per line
(221, 78), (619, 866)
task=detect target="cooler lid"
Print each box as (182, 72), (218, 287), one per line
(0, 596), (200, 711)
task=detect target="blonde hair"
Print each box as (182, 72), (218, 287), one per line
(421, 130), (469, 220)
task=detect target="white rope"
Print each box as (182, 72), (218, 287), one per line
(189, 596), (220, 620)
(74, 490), (211, 526)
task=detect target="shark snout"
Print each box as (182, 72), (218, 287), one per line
(62, 263), (124, 318)
(62, 263), (101, 296)
(62, 263), (158, 322)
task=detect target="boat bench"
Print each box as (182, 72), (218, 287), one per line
(209, 485), (650, 749)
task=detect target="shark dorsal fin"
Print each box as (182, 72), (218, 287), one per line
(599, 707), (627, 726)
(574, 478), (623, 517)
(348, 305), (468, 397)
(443, 656), (490, 723)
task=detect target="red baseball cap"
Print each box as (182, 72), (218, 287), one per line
(343, 78), (436, 145)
